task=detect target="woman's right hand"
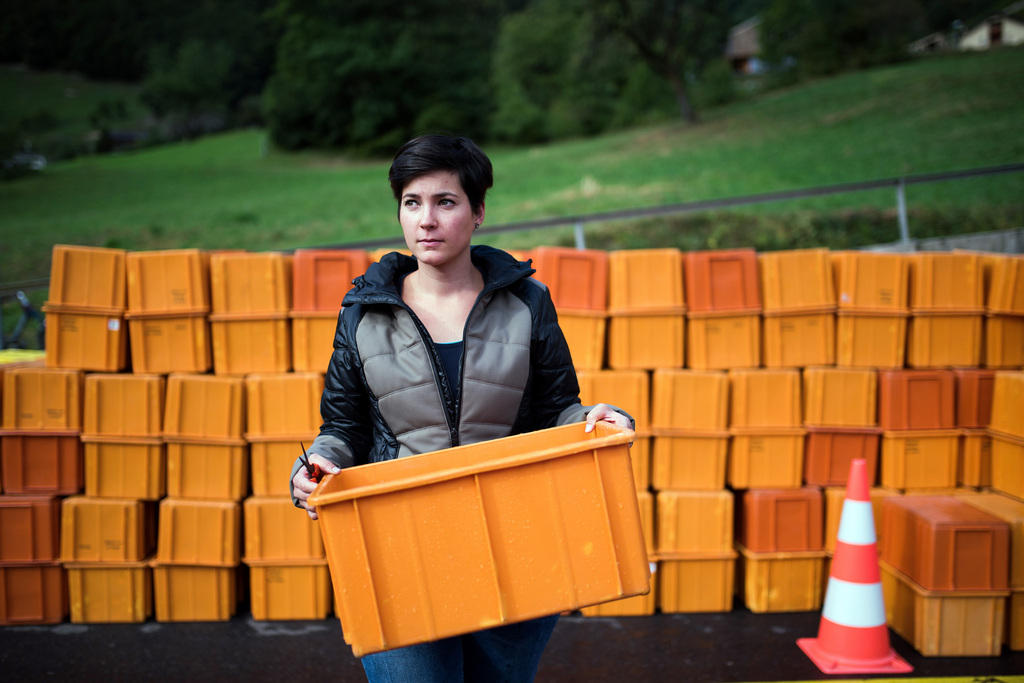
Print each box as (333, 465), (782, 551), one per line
(293, 453), (342, 520)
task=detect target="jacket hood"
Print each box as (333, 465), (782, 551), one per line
(343, 245), (535, 306)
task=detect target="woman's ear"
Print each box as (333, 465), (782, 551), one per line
(474, 202), (485, 229)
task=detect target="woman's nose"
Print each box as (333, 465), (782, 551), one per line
(419, 205), (437, 227)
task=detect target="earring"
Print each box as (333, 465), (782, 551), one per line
(474, 222), (480, 230)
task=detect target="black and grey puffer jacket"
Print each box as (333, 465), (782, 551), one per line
(290, 245), (607, 499)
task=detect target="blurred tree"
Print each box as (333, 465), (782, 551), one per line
(141, 40), (234, 138)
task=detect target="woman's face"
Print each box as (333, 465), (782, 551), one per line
(399, 170), (483, 269)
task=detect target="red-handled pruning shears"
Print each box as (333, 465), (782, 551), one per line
(299, 441), (322, 482)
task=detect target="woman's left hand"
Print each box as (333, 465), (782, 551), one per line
(584, 403), (633, 433)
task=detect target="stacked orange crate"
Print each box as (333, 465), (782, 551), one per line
(157, 374), (246, 621)
(606, 248), (685, 370)
(125, 249), (212, 373)
(41, 245), (128, 371)
(530, 247), (608, 370)
(906, 252), (984, 368)
(989, 371), (1024, 500)
(759, 249), (836, 368)
(728, 369), (805, 489)
(983, 253), (1024, 368)
(878, 370), (959, 490)
(244, 372), (330, 620)
(209, 252), (292, 375)
(955, 369), (996, 488)
(833, 251), (909, 368)
(0, 366), (82, 624)
(685, 249), (761, 370)
(291, 249), (369, 373)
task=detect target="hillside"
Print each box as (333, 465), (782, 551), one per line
(1, 48), (1023, 284)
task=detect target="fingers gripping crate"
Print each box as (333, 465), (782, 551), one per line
(308, 422), (648, 656)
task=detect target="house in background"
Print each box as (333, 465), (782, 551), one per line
(726, 17), (765, 74)
(959, 12), (1024, 50)
(908, 32), (951, 54)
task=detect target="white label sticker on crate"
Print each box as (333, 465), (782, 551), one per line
(108, 319), (120, 331)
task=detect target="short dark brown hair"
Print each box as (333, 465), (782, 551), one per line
(388, 135), (493, 213)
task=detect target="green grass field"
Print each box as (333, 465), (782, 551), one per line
(1, 48), (1023, 286)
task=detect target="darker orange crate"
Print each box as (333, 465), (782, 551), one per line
(157, 498), (241, 566)
(954, 369), (996, 429)
(651, 433), (728, 490)
(152, 564), (237, 622)
(835, 311), (908, 368)
(728, 427), (805, 489)
(880, 495), (1009, 592)
(986, 254), (1024, 315)
(0, 495), (60, 562)
(126, 249), (210, 315)
(908, 252), (984, 313)
(959, 492), (1024, 589)
(729, 369), (802, 428)
(60, 496), (155, 563)
(655, 489), (733, 554)
(243, 496), (324, 561)
(878, 369), (956, 430)
(762, 312), (835, 368)
(290, 312), (337, 373)
(163, 374), (245, 441)
(165, 442), (248, 501)
(758, 249), (835, 314)
(832, 251), (909, 312)
(985, 315), (1024, 369)
(245, 559), (331, 620)
(245, 373), (323, 438)
(65, 560), (151, 623)
(83, 373), (164, 438)
(802, 366), (877, 427)
(83, 438), (165, 500)
(685, 248), (760, 313)
(1, 434), (82, 495)
(1, 366), (82, 432)
(607, 248), (685, 313)
(210, 316), (292, 375)
(47, 244), (126, 312)
(804, 426), (880, 487)
(737, 544), (826, 613)
(209, 252), (291, 315)
(557, 310), (606, 370)
(606, 313), (684, 370)
(907, 313), (983, 368)
(959, 430), (991, 488)
(880, 430), (960, 490)
(0, 561), (67, 625)
(658, 551), (736, 613)
(530, 247), (608, 312)
(651, 370), (728, 431)
(126, 316), (211, 374)
(990, 430), (1024, 500)
(576, 369), (650, 433)
(292, 249), (369, 312)
(687, 313), (760, 370)
(42, 307), (127, 372)
(739, 487), (823, 552)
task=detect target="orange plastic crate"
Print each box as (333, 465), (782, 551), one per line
(685, 249), (761, 313)
(156, 498), (241, 566)
(824, 486), (899, 553)
(165, 442), (248, 501)
(1012, 591), (1024, 650)
(607, 248), (685, 313)
(246, 559), (332, 620)
(530, 247), (608, 312)
(758, 248), (835, 314)
(292, 248), (369, 312)
(908, 251), (984, 313)
(60, 496), (154, 563)
(651, 369), (728, 431)
(658, 552), (736, 613)
(210, 316), (292, 375)
(960, 430), (991, 488)
(243, 496), (324, 561)
(687, 313), (760, 370)
(630, 437), (650, 491)
(0, 561), (67, 625)
(606, 313), (685, 370)
(803, 366), (877, 427)
(740, 488), (823, 553)
(308, 422), (647, 657)
(42, 308), (127, 371)
(581, 578), (657, 617)
(126, 316), (211, 374)
(650, 433), (728, 490)
(152, 564), (236, 622)
(737, 544), (826, 613)
(576, 369), (650, 433)
(656, 489), (733, 554)
(804, 426), (881, 487)
(762, 312), (835, 368)
(989, 372), (1024, 440)
(1, 367), (82, 432)
(635, 489), (655, 557)
(833, 251), (909, 312)
(878, 369), (956, 431)
(209, 252), (291, 315)
(991, 430), (1024, 500)
(985, 315), (1024, 369)
(82, 438), (165, 500)
(369, 248), (412, 263)
(290, 312), (337, 373)
(66, 560), (151, 623)
(557, 310), (606, 370)
(250, 440), (310, 497)
(728, 427), (805, 489)
(880, 560), (1007, 657)
(955, 369), (996, 429)
(245, 373), (323, 438)
(0, 495), (60, 562)
(126, 249), (209, 314)
(835, 311), (908, 368)
(729, 369), (802, 429)
(47, 244), (126, 312)
(83, 374), (164, 438)
(960, 492), (1024, 589)
(986, 254), (1024, 315)
(907, 313), (983, 368)
(163, 374), (245, 441)
(880, 430), (960, 490)
(0, 434), (82, 495)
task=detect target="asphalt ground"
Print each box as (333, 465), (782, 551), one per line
(2, 604), (1023, 682)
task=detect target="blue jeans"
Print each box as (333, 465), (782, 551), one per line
(361, 614), (559, 683)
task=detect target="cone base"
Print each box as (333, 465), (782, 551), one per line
(797, 637), (913, 675)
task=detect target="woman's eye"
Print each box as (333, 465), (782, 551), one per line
(403, 199), (418, 208)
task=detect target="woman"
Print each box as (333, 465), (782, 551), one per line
(291, 134), (632, 682)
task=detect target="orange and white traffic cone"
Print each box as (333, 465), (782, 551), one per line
(796, 458), (912, 674)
